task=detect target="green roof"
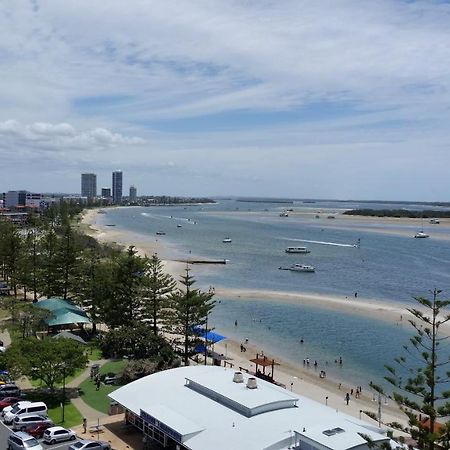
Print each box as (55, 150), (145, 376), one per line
(35, 297), (91, 326)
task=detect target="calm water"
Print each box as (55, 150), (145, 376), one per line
(96, 199), (450, 388)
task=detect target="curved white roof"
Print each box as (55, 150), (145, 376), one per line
(110, 366), (391, 450)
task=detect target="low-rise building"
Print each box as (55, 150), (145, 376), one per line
(110, 366), (394, 450)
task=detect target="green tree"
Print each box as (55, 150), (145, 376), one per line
(169, 266), (215, 366)
(100, 323), (175, 362)
(103, 246), (146, 328)
(374, 289), (450, 450)
(0, 220), (22, 297)
(5, 337), (87, 391)
(142, 254), (176, 335)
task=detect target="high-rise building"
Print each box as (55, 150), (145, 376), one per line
(101, 188), (111, 198)
(81, 173), (97, 198)
(112, 170), (123, 204)
(129, 185), (137, 202)
(4, 190), (27, 208)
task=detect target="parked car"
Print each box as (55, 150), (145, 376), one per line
(4, 401), (48, 424)
(2, 401), (31, 419)
(0, 383), (21, 399)
(0, 397), (22, 412)
(7, 431), (42, 450)
(12, 414), (53, 432)
(69, 439), (111, 450)
(26, 422), (53, 439)
(43, 426), (77, 444)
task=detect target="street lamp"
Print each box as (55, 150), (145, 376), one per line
(61, 362), (67, 424)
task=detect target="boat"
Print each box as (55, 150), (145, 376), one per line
(327, 215), (335, 219)
(279, 212), (289, 217)
(315, 215), (320, 219)
(177, 224), (182, 228)
(105, 224), (116, 227)
(222, 238), (232, 243)
(282, 264), (315, 273)
(285, 247), (310, 254)
(156, 231), (166, 235)
(414, 231), (429, 239)
(429, 218), (440, 224)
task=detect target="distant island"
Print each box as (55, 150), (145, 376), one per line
(343, 209), (450, 218)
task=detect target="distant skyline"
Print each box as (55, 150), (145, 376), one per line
(1, 1), (450, 201)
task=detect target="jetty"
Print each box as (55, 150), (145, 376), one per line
(178, 259), (228, 265)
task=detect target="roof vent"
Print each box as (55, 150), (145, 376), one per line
(233, 372), (244, 383)
(323, 427), (345, 437)
(247, 377), (258, 389)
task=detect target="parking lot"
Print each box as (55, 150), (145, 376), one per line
(0, 419), (82, 450)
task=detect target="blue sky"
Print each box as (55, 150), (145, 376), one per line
(1, 0), (450, 200)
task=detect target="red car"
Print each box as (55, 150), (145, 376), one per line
(0, 396), (22, 411)
(26, 422), (53, 438)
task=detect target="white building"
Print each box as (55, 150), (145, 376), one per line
(110, 366), (395, 450)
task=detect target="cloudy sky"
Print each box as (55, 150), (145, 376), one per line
(1, 0), (450, 200)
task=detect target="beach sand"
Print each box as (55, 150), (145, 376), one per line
(80, 208), (417, 429)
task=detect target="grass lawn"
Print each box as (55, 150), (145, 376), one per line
(78, 359), (127, 414)
(47, 401), (83, 428)
(78, 378), (119, 415)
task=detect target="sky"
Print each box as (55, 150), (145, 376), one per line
(1, 0), (450, 201)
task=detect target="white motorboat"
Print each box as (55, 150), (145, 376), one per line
(288, 264), (315, 272)
(285, 247), (310, 254)
(177, 224), (182, 228)
(223, 238), (232, 243)
(279, 212), (289, 217)
(156, 231), (166, 235)
(429, 218), (440, 224)
(279, 264), (315, 273)
(414, 231), (429, 239)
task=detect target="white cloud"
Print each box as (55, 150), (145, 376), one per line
(0, 120), (145, 150)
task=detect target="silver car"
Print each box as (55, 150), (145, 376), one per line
(12, 414), (53, 431)
(43, 426), (76, 444)
(68, 439), (111, 450)
(7, 431), (42, 450)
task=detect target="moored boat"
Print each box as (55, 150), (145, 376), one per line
(414, 231), (429, 239)
(223, 237), (232, 243)
(279, 264), (315, 273)
(285, 247), (310, 254)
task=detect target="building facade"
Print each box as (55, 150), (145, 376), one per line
(81, 173), (97, 198)
(101, 188), (111, 198)
(129, 185), (137, 202)
(112, 170), (123, 204)
(4, 191), (27, 208)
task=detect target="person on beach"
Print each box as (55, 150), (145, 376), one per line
(354, 292), (358, 298)
(345, 393), (350, 405)
(83, 418), (87, 434)
(235, 320), (238, 326)
(339, 356), (343, 365)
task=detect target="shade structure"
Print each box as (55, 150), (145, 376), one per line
(35, 297), (91, 327)
(52, 330), (87, 344)
(47, 311), (91, 326)
(192, 326), (226, 344)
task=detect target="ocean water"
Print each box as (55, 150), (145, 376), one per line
(97, 199), (450, 388)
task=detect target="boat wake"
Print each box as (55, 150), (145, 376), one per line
(281, 237), (359, 248)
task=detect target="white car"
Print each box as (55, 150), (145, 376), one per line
(3, 402), (31, 421)
(43, 426), (77, 444)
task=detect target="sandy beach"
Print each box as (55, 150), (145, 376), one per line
(80, 208), (417, 430)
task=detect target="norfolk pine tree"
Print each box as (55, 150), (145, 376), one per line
(169, 266), (215, 366)
(375, 289), (450, 450)
(142, 253), (176, 335)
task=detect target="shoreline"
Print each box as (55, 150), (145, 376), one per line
(80, 207), (412, 427)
